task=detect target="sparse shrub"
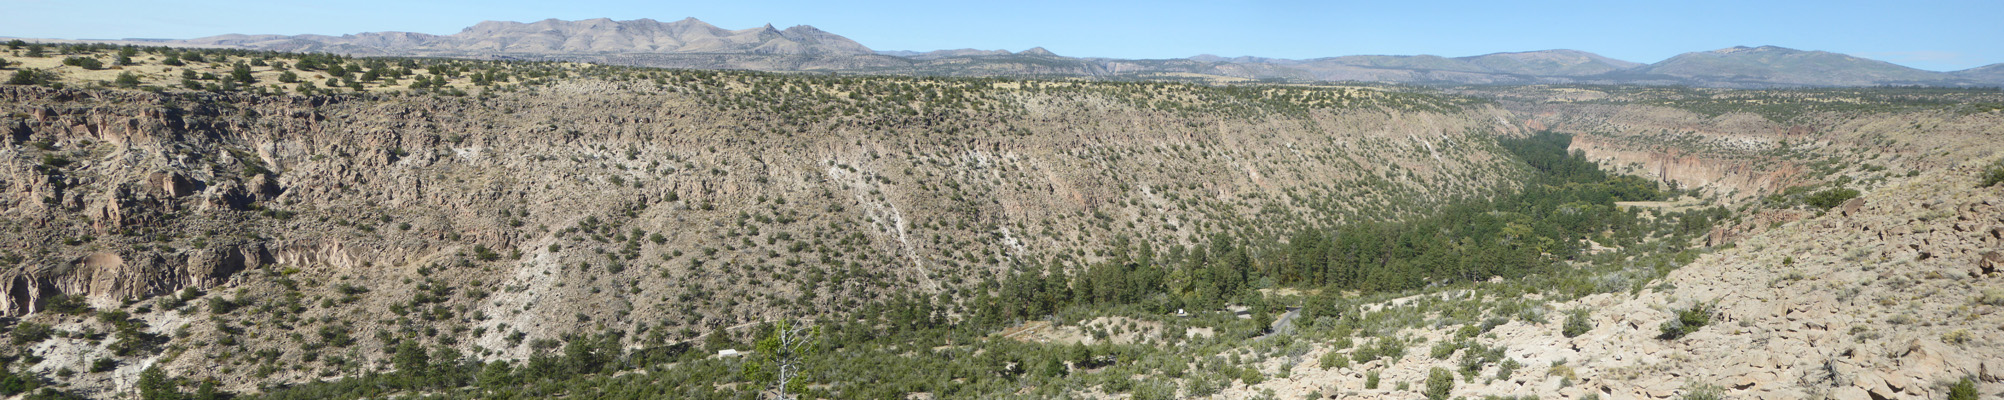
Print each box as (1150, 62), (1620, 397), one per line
(1980, 160), (2004, 188)
(1365, 369), (1380, 389)
(473, 245), (501, 261)
(1979, 289), (2004, 306)
(1942, 329), (1973, 345)
(1681, 382), (1723, 400)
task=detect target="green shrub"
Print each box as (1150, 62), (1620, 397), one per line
(1430, 340), (1462, 359)
(1562, 309), (1593, 338)
(44, 294), (90, 315)
(60, 57), (102, 70)
(1239, 367), (1263, 385)
(1425, 367), (1454, 400)
(473, 245), (501, 261)
(207, 297), (239, 314)
(1364, 369), (1380, 389)
(1318, 350), (1350, 370)
(1351, 336), (1407, 364)
(1804, 188), (1860, 209)
(1659, 303), (1712, 340)
(9, 322), (54, 345)
(1496, 358), (1521, 380)
(1949, 377), (1978, 400)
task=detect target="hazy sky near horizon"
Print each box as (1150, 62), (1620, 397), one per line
(4, 0), (1999, 71)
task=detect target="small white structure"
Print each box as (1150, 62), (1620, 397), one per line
(1175, 308), (1189, 317)
(717, 349), (743, 358)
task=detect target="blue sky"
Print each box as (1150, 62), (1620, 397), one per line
(4, 0), (2000, 71)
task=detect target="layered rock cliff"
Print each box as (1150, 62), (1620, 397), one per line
(0, 76), (1526, 394)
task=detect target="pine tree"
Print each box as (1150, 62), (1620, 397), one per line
(137, 366), (181, 400)
(392, 340), (430, 376)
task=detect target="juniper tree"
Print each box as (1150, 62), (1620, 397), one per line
(230, 62), (255, 84)
(115, 72), (141, 88)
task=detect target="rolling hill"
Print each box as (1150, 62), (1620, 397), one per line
(39, 19), (1989, 87)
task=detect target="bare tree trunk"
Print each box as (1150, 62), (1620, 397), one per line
(768, 321), (814, 400)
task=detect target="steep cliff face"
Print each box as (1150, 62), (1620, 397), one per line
(0, 78), (1524, 394)
(1518, 101), (2004, 202)
(1568, 133), (1809, 199)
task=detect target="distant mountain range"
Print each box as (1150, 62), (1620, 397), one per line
(172, 18), (872, 56)
(89, 18), (2004, 87)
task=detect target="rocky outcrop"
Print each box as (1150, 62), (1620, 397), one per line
(1244, 153), (2004, 400)
(1571, 133), (1808, 199)
(0, 244), (258, 315)
(0, 77), (1525, 392)
(1513, 100), (2004, 206)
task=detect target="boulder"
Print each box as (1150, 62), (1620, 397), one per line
(1841, 198), (1865, 217)
(248, 173), (283, 200)
(1829, 386), (1870, 400)
(146, 171), (199, 197)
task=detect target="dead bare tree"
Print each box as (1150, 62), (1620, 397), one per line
(744, 319), (819, 400)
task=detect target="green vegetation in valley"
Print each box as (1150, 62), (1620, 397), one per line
(140, 131), (1725, 400)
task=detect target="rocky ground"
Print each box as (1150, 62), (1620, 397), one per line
(0, 73), (1519, 396)
(1230, 160), (2004, 399)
